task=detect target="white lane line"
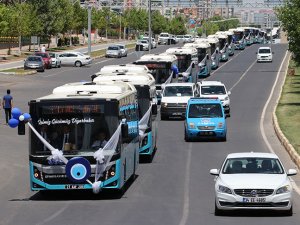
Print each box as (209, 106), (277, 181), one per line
(35, 203), (70, 225)
(228, 59), (257, 92)
(258, 51), (300, 195)
(179, 143), (192, 225)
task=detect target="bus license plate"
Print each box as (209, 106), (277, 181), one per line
(173, 112), (182, 116)
(65, 184), (84, 189)
(242, 197), (266, 203)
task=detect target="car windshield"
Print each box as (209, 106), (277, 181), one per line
(259, 49), (271, 54)
(201, 85), (226, 95)
(177, 35), (183, 38)
(108, 46), (119, 50)
(164, 86), (193, 97)
(188, 103), (223, 118)
(141, 40), (148, 44)
(222, 157), (284, 174)
(27, 57), (42, 62)
(35, 53), (48, 58)
(160, 34), (169, 37)
(48, 53), (55, 58)
(117, 45), (124, 49)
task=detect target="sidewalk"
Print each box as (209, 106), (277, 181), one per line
(0, 39), (134, 70)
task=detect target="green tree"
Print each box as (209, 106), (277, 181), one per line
(168, 16), (187, 35)
(276, 1), (300, 63)
(151, 10), (168, 35)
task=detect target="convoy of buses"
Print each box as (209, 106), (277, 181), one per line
(27, 26), (268, 194)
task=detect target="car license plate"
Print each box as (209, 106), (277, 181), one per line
(242, 197), (266, 203)
(172, 112), (182, 115)
(65, 184), (84, 189)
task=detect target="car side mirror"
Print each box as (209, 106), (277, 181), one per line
(272, 52), (274, 54)
(91, 74), (97, 82)
(209, 169), (219, 176)
(228, 91), (231, 95)
(287, 169), (297, 176)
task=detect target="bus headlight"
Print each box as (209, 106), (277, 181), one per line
(142, 135), (148, 147)
(105, 164), (116, 180)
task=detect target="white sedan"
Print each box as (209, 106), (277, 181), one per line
(58, 52), (92, 67)
(210, 152), (297, 216)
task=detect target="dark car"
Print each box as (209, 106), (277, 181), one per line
(24, 56), (45, 72)
(34, 52), (52, 69)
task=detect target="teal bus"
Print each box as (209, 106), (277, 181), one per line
(93, 72), (158, 161)
(28, 81), (139, 193)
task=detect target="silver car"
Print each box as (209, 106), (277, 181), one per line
(105, 45), (122, 58)
(48, 52), (61, 68)
(24, 56), (45, 72)
(58, 52), (92, 67)
(116, 44), (128, 57)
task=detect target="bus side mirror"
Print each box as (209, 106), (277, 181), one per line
(152, 104), (158, 115)
(91, 74), (97, 81)
(206, 55), (209, 60)
(121, 123), (129, 139)
(18, 121), (26, 135)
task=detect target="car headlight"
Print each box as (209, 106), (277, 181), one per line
(276, 185), (291, 194)
(162, 102), (167, 107)
(218, 185), (232, 194)
(222, 54), (226, 58)
(217, 122), (223, 128)
(189, 122), (195, 129)
(212, 62), (216, 65)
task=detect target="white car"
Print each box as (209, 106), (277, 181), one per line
(210, 152), (297, 216)
(197, 81), (231, 116)
(160, 83), (197, 120)
(116, 44), (128, 57)
(58, 52), (92, 67)
(105, 45), (122, 58)
(136, 40), (150, 51)
(143, 37), (157, 48)
(48, 52), (61, 68)
(257, 47), (273, 62)
(158, 32), (170, 45)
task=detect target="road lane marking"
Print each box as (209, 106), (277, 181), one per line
(179, 143), (192, 225)
(258, 51), (300, 195)
(35, 203), (70, 225)
(228, 59), (257, 92)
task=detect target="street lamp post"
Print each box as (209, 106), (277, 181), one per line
(87, 3), (92, 56)
(148, 0), (152, 53)
(119, 13), (122, 41)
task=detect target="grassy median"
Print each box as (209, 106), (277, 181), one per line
(276, 60), (300, 154)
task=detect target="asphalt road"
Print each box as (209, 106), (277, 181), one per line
(0, 42), (300, 225)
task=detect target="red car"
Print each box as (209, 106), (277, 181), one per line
(34, 52), (52, 69)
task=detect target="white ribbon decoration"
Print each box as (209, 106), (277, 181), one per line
(28, 123), (68, 164)
(138, 104), (152, 137)
(92, 122), (122, 194)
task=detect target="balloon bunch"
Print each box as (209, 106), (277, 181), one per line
(8, 108), (31, 128)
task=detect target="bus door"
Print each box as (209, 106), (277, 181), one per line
(227, 34), (235, 56)
(210, 42), (220, 69)
(219, 38), (229, 61)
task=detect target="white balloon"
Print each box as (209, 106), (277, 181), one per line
(19, 115), (25, 121)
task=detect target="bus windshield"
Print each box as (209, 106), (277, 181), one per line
(135, 85), (151, 119)
(141, 63), (171, 84)
(233, 31), (243, 41)
(188, 103), (223, 118)
(176, 55), (190, 72)
(29, 101), (119, 155)
(219, 38), (227, 49)
(197, 48), (207, 62)
(164, 86), (193, 97)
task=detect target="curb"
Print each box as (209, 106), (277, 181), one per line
(0, 70), (37, 76)
(272, 53), (300, 169)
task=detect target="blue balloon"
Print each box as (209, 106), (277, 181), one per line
(8, 118), (19, 128)
(23, 113), (31, 121)
(12, 108), (22, 120)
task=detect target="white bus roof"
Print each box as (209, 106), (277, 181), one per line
(195, 37), (219, 44)
(93, 73), (156, 87)
(136, 53), (177, 63)
(36, 81), (136, 101)
(97, 64), (149, 75)
(165, 47), (197, 55)
(214, 32), (228, 39)
(184, 42), (210, 49)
